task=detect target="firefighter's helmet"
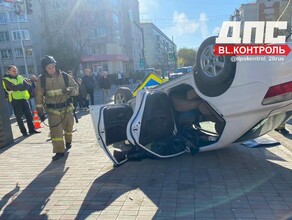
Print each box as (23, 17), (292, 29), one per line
(41, 55), (57, 71)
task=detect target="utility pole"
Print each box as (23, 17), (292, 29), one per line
(17, 14), (29, 78)
(4, 0), (30, 78)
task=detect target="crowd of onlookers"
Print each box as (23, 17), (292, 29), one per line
(3, 67), (138, 119)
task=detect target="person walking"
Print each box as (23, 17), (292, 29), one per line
(35, 56), (79, 161)
(28, 75), (37, 112)
(77, 78), (87, 110)
(82, 69), (95, 108)
(100, 71), (111, 104)
(2, 65), (40, 136)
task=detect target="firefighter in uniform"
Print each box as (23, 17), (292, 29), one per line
(35, 56), (79, 161)
(2, 65), (40, 136)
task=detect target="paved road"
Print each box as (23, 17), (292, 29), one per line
(0, 85), (292, 220)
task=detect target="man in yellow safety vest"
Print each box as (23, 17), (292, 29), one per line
(2, 65), (40, 136)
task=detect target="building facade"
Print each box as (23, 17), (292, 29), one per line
(140, 22), (176, 74)
(233, 0), (291, 24)
(0, 0), (176, 77)
(39, 0), (143, 76)
(0, 0), (144, 76)
(0, 1), (42, 77)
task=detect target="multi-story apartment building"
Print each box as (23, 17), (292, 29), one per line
(40, 0), (143, 76)
(232, 0), (291, 25)
(140, 22), (176, 73)
(230, 0), (292, 44)
(0, 1), (42, 76)
(0, 0), (143, 77)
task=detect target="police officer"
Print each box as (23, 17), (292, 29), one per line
(2, 65), (40, 136)
(35, 56), (78, 161)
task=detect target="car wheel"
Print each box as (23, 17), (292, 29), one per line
(114, 87), (133, 104)
(195, 36), (236, 97)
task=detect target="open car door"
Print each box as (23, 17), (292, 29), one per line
(127, 90), (186, 158)
(90, 104), (133, 166)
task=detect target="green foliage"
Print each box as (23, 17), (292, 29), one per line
(177, 48), (197, 67)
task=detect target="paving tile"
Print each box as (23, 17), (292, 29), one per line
(1, 98), (292, 220)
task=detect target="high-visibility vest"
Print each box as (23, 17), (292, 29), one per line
(3, 75), (30, 102)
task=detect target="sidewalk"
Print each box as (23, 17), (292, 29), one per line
(0, 85), (292, 219)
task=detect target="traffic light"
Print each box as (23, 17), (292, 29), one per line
(140, 58), (144, 67)
(26, 0), (33, 15)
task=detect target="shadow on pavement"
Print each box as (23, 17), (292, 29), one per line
(0, 154), (69, 220)
(0, 135), (32, 155)
(75, 146), (292, 219)
(0, 183), (20, 211)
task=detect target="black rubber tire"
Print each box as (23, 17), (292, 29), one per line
(194, 36), (236, 97)
(114, 87), (133, 104)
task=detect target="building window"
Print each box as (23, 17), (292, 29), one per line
(95, 11), (105, 23)
(55, 16), (64, 26)
(90, 27), (106, 38)
(115, 29), (120, 40)
(27, 65), (34, 75)
(12, 30), (30, 40)
(1, 49), (13, 59)
(9, 12), (27, 22)
(110, 0), (118, 8)
(52, 0), (63, 9)
(0, 13), (8, 24)
(0, 32), (10, 42)
(113, 13), (119, 24)
(15, 47), (33, 57)
(25, 47), (33, 56)
(90, 44), (105, 55)
(15, 48), (23, 57)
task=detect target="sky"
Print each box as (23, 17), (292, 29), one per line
(139, 0), (255, 50)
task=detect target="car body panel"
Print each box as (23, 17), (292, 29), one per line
(90, 39), (292, 165)
(90, 104), (131, 166)
(126, 90), (186, 158)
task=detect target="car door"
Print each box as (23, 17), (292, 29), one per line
(90, 104), (133, 166)
(127, 90), (186, 158)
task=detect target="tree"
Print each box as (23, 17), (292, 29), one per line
(40, 0), (100, 74)
(177, 48), (197, 67)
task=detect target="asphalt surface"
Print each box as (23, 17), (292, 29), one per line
(0, 85), (292, 220)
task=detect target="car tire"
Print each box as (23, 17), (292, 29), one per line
(114, 87), (133, 104)
(194, 36), (236, 97)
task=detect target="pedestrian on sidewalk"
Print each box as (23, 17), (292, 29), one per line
(77, 78), (87, 110)
(35, 55), (79, 161)
(100, 71), (111, 104)
(28, 74), (37, 112)
(2, 65), (40, 136)
(82, 68), (95, 108)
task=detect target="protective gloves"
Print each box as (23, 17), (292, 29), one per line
(37, 108), (46, 122)
(62, 88), (70, 95)
(62, 87), (74, 96)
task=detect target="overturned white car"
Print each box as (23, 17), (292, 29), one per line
(90, 36), (292, 166)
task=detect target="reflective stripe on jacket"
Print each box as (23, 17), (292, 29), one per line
(3, 75), (30, 102)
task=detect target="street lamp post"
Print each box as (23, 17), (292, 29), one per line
(4, 0), (29, 78)
(17, 13), (29, 78)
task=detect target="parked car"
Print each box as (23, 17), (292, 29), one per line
(169, 66), (193, 80)
(90, 36), (292, 166)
